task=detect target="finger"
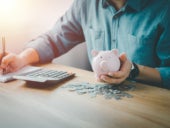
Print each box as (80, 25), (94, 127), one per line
(1, 53), (16, 67)
(119, 52), (127, 63)
(119, 53), (132, 72)
(6, 65), (15, 73)
(108, 71), (125, 78)
(0, 52), (9, 62)
(100, 75), (125, 84)
(97, 78), (105, 82)
(0, 67), (4, 75)
(95, 75), (105, 82)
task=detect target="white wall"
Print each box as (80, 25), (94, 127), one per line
(0, 0), (73, 53)
(0, 0), (91, 70)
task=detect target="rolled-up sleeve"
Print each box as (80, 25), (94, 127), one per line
(156, 68), (170, 89)
(26, 0), (85, 63)
(156, 5), (170, 89)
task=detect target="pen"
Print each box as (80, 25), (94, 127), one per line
(1, 36), (6, 74)
(2, 36), (6, 58)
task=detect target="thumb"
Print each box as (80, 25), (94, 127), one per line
(1, 53), (15, 68)
(0, 52), (8, 63)
(119, 52), (127, 63)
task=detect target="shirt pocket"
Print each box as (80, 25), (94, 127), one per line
(87, 28), (105, 50)
(127, 34), (156, 66)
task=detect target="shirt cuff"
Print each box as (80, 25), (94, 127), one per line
(156, 67), (170, 89)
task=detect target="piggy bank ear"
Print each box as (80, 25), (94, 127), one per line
(111, 49), (119, 56)
(91, 49), (99, 57)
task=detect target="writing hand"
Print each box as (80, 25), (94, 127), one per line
(0, 52), (26, 74)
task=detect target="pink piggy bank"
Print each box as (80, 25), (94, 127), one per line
(91, 49), (120, 79)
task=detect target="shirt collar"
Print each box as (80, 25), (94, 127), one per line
(102, 0), (148, 11)
(127, 0), (148, 11)
(102, 0), (110, 8)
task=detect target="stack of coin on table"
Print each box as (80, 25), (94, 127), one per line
(62, 82), (136, 100)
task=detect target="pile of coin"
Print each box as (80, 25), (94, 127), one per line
(62, 82), (135, 100)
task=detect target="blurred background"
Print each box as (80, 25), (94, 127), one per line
(0, 0), (74, 53)
(0, 0), (91, 70)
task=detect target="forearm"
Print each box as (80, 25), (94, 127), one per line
(136, 64), (162, 85)
(19, 48), (40, 66)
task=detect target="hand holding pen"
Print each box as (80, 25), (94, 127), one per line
(0, 36), (6, 74)
(0, 36), (39, 74)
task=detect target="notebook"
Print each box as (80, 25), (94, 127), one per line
(0, 66), (75, 84)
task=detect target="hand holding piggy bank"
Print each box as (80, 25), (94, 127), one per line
(91, 49), (120, 79)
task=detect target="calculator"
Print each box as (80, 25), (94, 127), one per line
(13, 67), (75, 85)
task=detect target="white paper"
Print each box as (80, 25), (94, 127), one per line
(0, 66), (41, 83)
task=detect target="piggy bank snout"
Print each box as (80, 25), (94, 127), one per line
(100, 60), (107, 68)
(99, 60), (109, 71)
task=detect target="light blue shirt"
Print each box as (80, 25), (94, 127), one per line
(26, 0), (170, 89)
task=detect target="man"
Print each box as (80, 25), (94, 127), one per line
(0, 0), (170, 89)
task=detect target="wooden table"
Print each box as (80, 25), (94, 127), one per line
(0, 64), (169, 128)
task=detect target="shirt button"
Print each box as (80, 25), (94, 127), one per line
(113, 15), (118, 19)
(112, 39), (116, 42)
